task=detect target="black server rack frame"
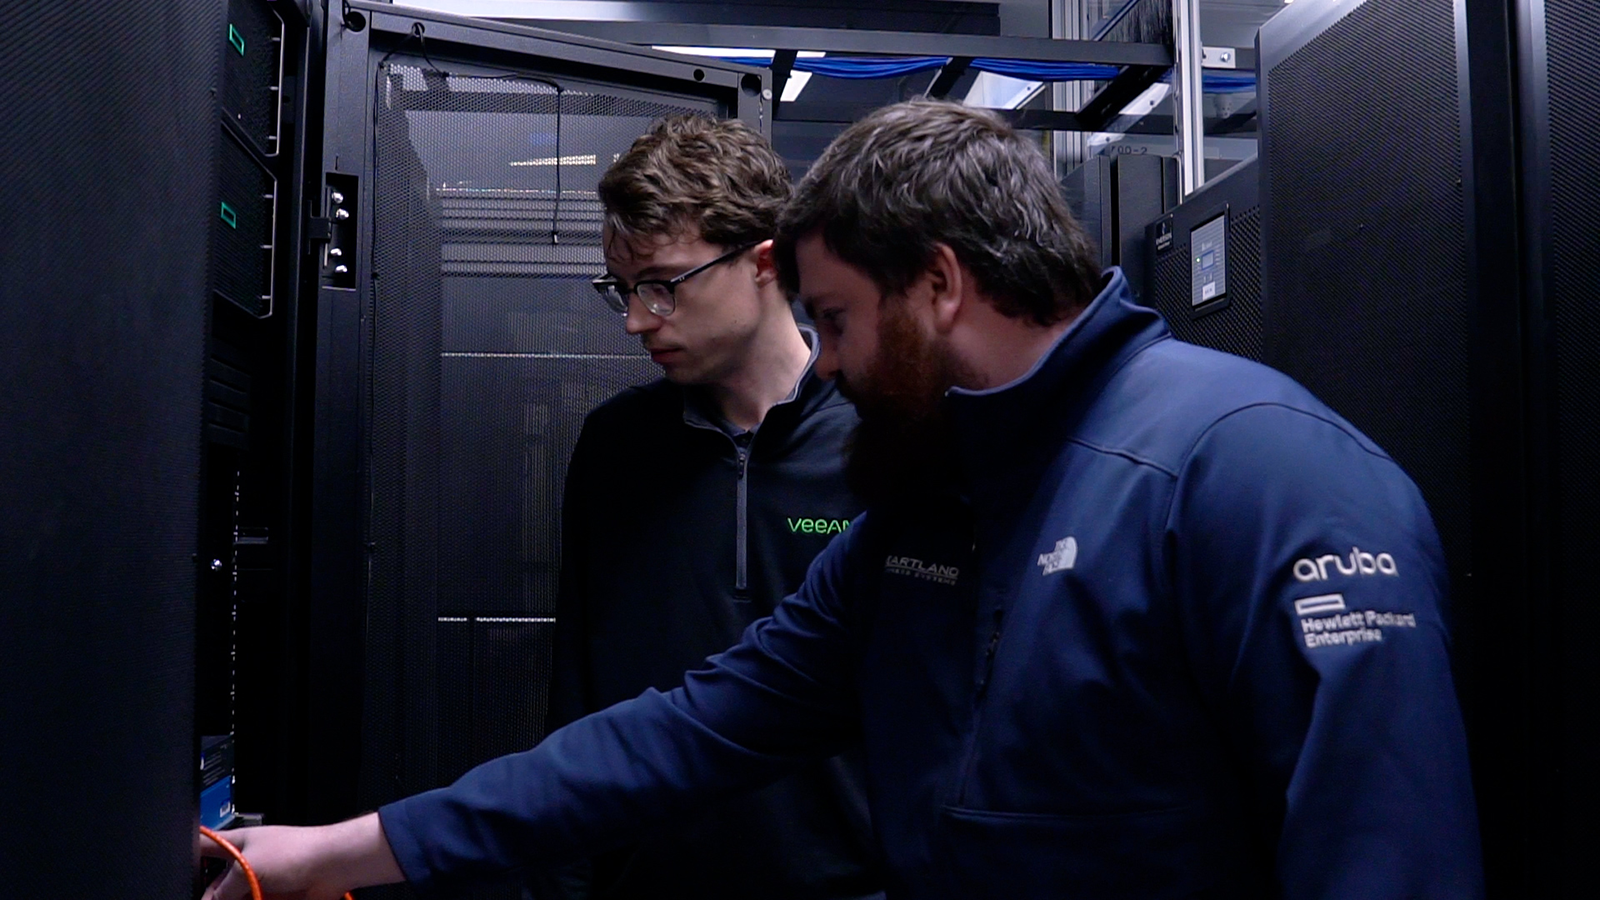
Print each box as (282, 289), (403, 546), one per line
(1061, 153), (1180, 304)
(1509, 0), (1600, 890)
(194, 0), (323, 833)
(304, 2), (770, 829)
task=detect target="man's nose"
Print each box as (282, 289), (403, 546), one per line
(813, 336), (839, 381)
(623, 294), (662, 335)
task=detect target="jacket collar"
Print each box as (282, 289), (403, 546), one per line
(944, 268), (1169, 503)
(681, 325), (831, 436)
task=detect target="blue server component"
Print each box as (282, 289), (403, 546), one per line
(200, 776), (235, 830)
(200, 734), (235, 829)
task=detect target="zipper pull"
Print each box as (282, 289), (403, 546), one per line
(975, 609), (1004, 698)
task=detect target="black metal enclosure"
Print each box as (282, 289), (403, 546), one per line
(196, 0), (319, 832)
(305, 3), (769, 834)
(1256, 0), (1517, 885)
(1141, 156), (1262, 361)
(1061, 153), (1180, 303)
(1137, 0), (1599, 893)
(3, 0), (223, 895)
(1511, 0), (1600, 889)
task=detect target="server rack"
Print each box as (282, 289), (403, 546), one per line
(1510, 0), (1600, 890)
(1255, 0), (1520, 886)
(1132, 1), (1600, 889)
(2, 0), (296, 895)
(305, 4), (769, 838)
(5, 2), (765, 893)
(195, 0), (319, 832)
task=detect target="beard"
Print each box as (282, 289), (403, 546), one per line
(836, 299), (975, 510)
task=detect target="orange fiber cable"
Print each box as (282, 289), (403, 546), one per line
(199, 826), (355, 900)
(199, 826), (263, 900)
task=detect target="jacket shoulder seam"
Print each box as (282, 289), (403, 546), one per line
(586, 383), (674, 423)
(1160, 401), (1397, 537)
(1176, 402), (1392, 477)
(1064, 438), (1180, 478)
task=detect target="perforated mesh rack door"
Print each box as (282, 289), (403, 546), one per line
(363, 57), (715, 805)
(1534, 0), (1600, 868)
(1544, 0), (1600, 631)
(1, 0), (219, 894)
(1260, 0), (1471, 585)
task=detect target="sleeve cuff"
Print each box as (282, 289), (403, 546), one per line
(377, 798), (435, 895)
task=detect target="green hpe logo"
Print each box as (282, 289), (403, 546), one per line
(788, 517), (851, 535)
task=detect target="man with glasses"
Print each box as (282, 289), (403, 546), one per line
(535, 115), (878, 900)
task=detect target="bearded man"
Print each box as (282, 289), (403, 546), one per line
(202, 101), (1482, 900)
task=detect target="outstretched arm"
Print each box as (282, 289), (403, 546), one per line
(198, 518), (873, 899)
(379, 519), (869, 895)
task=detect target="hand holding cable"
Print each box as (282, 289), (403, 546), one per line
(198, 813), (402, 900)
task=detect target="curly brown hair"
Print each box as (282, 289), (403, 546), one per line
(774, 100), (1101, 326)
(597, 115), (791, 250)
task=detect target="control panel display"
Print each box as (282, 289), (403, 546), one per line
(1191, 213), (1228, 307)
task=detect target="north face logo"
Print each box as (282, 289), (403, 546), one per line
(1038, 537), (1078, 575)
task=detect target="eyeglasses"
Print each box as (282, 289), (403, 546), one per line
(591, 242), (759, 317)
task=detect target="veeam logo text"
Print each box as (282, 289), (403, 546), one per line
(788, 517), (852, 535)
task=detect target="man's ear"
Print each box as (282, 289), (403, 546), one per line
(927, 243), (964, 334)
(752, 239), (779, 287)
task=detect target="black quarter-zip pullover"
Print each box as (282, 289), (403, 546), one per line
(546, 330), (877, 899)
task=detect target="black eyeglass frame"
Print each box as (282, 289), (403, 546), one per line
(590, 241), (760, 317)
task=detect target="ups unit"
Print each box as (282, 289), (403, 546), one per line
(1143, 157), (1262, 362)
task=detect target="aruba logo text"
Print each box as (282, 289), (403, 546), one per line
(1293, 547), (1399, 582)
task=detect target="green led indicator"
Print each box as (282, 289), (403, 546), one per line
(228, 24), (245, 56)
(219, 202), (238, 229)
